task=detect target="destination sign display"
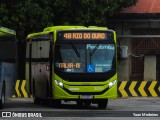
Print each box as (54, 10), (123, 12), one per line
(58, 63), (81, 69)
(58, 31), (113, 40)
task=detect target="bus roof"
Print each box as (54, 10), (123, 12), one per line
(27, 31), (50, 39)
(43, 26), (86, 31)
(0, 26), (16, 36)
(43, 26), (108, 31)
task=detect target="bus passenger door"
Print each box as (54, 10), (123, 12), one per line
(31, 40), (50, 99)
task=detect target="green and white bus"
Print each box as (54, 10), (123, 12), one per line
(26, 26), (117, 109)
(0, 26), (17, 109)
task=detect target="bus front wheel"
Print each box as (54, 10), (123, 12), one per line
(76, 101), (83, 106)
(51, 100), (61, 107)
(97, 99), (108, 109)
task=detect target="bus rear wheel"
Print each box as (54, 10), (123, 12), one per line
(84, 101), (91, 106)
(76, 101), (83, 106)
(34, 98), (41, 104)
(97, 99), (108, 109)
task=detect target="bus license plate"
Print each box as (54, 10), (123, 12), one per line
(81, 95), (93, 99)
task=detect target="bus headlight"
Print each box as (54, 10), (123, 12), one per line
(55, 80), (64, 88)
(108, 80), (116, 88)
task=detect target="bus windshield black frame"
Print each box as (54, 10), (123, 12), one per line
(54, 31), (116, 82)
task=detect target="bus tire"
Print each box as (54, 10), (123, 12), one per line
(51, 100), (61, 107)
(84, 101), (91, 106)
(76, 101), (83, 107)
(0, 82), (6, 109)
(34, 98), (41, 104)
(98, 99), (108, 109)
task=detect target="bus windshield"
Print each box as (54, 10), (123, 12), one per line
(55, 43), (115, 73)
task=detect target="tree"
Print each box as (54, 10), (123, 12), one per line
(1, 0), (137, 40)
(52, 0), (137, 25)
(0, 0), (137, 79)
(0, 0), (53, 39)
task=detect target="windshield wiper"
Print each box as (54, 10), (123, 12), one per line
(70, 43), (80, 57)
(90, 44), (100, 56)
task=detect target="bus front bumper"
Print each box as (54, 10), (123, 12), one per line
(52, 81), (117, 100)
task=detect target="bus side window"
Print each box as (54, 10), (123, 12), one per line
(32, 42), (40, 58)
(40, 41), (50, 58)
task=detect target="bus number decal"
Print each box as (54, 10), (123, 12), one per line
(64, 33), (72, 39)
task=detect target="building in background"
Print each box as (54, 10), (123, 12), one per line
(106, 0), (160, 81)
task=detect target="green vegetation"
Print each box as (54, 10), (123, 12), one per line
(0, 0), (137, 40)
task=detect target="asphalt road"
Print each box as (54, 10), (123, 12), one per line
(0, 97), (160, 120)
